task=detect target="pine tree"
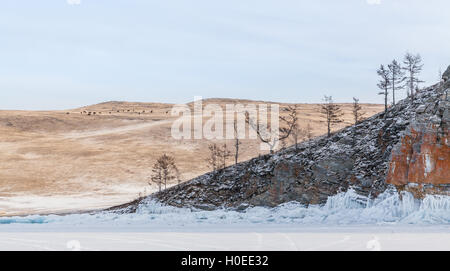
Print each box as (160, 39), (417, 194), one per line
(207, 143), (231, 172)
(305, 123), (313, 141)
(282, 105), (301, 150)
(352, 97), (364, 125)
(402, 53), (424, 100)
(207, 144), (220, 172)
(150, 154), (179, 192)
(233, 120), (241, 165)
(219, 144), (231, 170)
(321, 96), (343, 137)
(377, 64), (390, 113)
(388, 60), (404, 105)
(351, 97), (364, 146)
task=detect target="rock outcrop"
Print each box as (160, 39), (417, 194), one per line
(443, 65), (450, 82)
(120, 83), (449, 211)
(386, 85), (449, 196)
(443, 65), (450, 89)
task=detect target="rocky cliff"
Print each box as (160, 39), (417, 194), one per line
(386, 84), (449, 196)
(443, 65), (450, 82)
(119, 81), (449, 211)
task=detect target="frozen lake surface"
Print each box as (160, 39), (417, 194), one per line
(0, 230), (449, 251)
(0, 190), (449, 250)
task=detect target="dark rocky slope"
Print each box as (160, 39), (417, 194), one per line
(118, 81), (449, 212)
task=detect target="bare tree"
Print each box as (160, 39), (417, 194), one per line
(377, 64), (390, 113)
(219, 144), (231, 170)
(207, 143), (231, 172)
(402, 52), (424, 100)
(287, 124), (309, 151)
(388, 60), (404, 105)
(301, 122), (314, 156)
(289, 125), (304, 150)
(233, 120), (241, 165)
(305, 122), (313, 141)
(245, 105), (296, 153)
(352, 97), (365, 125)
(351, 97), (365, 146)
(284, 105), (303, 150)
(321, 96), (343, 137)
(150, 154), (179, 192)
(207, 144), (220, 172)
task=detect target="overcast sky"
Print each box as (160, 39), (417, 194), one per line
(1, 0), (449, 110)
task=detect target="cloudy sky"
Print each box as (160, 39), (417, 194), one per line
(1, 0), (449, 109)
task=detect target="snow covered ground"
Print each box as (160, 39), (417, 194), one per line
(0, 183), (157, 216)
(1, 231), (449, 251)
(0, 190), (449, 250)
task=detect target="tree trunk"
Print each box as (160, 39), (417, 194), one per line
(234, 138), (239, 165)
(327, 119), (331, 137)
(392, 78), (396, 105)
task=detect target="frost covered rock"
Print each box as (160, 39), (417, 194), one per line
(443, 65), (450, 82)
(416, 105), (427, 113)
(120, 82), (449, 211)
(386, 84), (450, 196)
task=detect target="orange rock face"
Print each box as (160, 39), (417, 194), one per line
(386, 124), (450, 186)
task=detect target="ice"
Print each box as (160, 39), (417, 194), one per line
(0, 189), (448, 227)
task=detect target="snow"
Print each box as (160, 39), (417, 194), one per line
(424, 153), (434, 177)
(0, 184), (158, 216)
(0, 231), (449, 251)
(0, 189), (448, 250)
(0, 189), (448, 228)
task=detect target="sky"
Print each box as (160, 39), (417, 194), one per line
(1, 0), (450, 110)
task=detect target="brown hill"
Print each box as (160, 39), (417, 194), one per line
(0, 99), (384, 216)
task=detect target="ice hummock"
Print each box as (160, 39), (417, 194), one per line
(0, 189), (449, 226)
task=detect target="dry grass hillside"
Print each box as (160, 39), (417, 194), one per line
(0, 99), (384, 216)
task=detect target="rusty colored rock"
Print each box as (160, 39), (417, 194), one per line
(386, 124), (450, 186)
